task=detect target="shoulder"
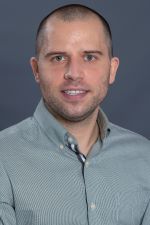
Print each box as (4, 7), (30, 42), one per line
(0, 117), (39, 154)
(0, 117), (34, 139)
(109, 122), (150, 149)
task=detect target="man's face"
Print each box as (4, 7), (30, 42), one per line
(31, 16), (119, 122)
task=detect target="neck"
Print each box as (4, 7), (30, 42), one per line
(44, 101), (100, 156)
(60, 109), (100, 156)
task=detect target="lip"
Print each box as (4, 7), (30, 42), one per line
(61, 88), (89, 101)
(62, 85), (88, 90)
(62, 89), (89, 94)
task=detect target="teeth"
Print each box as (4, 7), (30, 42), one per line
(64, 90), (85, 95)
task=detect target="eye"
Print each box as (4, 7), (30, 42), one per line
(84, 54), (96, 62)
(53, 55), (65, 62)
(55, 55), (65, 61)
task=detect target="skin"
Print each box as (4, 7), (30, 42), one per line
(30, 15), (119, 155)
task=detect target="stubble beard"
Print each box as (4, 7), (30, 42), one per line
(44, 93), (105, 123)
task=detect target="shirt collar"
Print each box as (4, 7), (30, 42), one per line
(34, 99), (67, 146)
(33, 99), (111, 146)
(97, 108), (111, 140)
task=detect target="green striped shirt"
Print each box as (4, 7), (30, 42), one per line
(0, 99), (150, 225)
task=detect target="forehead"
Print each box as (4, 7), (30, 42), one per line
(47, 14), (104, 30)
(44, 16), (107, 44)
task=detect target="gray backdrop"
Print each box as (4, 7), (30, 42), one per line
(0, 0), (149, 139)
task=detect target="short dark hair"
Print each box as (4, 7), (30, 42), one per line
(35, 4), (113, 58)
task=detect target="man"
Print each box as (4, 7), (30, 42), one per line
(0, 3), (150, 225)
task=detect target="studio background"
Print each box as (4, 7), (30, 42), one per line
(0, 0), (149, 139)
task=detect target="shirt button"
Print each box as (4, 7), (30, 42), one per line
(68, 136), (73, 143)
(90, 203), (96, 210)
(59, 144), (64, 150)
(85, 161), (90, 168)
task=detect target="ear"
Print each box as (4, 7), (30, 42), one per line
(109, 57), (119, 84)
(30, 57), (40, 83)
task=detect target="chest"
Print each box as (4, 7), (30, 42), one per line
(8, 150), (150, 225)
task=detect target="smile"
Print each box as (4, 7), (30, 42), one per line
(63, 90), (86, 96)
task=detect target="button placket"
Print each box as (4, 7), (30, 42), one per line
(85, 161), (90, 168)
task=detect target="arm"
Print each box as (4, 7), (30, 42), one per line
(0, 162), (16, 225)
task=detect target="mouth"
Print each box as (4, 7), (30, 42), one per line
(61, 89), (89, 101)
(63, 90), (87, 96)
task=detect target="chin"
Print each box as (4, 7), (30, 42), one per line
(63, 115), (88, 122)
(60, 108), (97, 122)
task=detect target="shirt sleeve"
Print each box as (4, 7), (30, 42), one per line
(142, 198), (150, 225)
(0, 162), (16, 225)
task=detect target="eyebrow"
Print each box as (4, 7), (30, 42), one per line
(44, 50), (103, 58)
(83, 50), (103, 55)
(44, 51), (67, 58)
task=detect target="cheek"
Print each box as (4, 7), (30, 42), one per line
(87, 68), (110, 86)
(38, 66), (63, 84)
(38, 74), (64, 98)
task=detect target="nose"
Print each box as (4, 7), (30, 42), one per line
(64, 58), (84, 81)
